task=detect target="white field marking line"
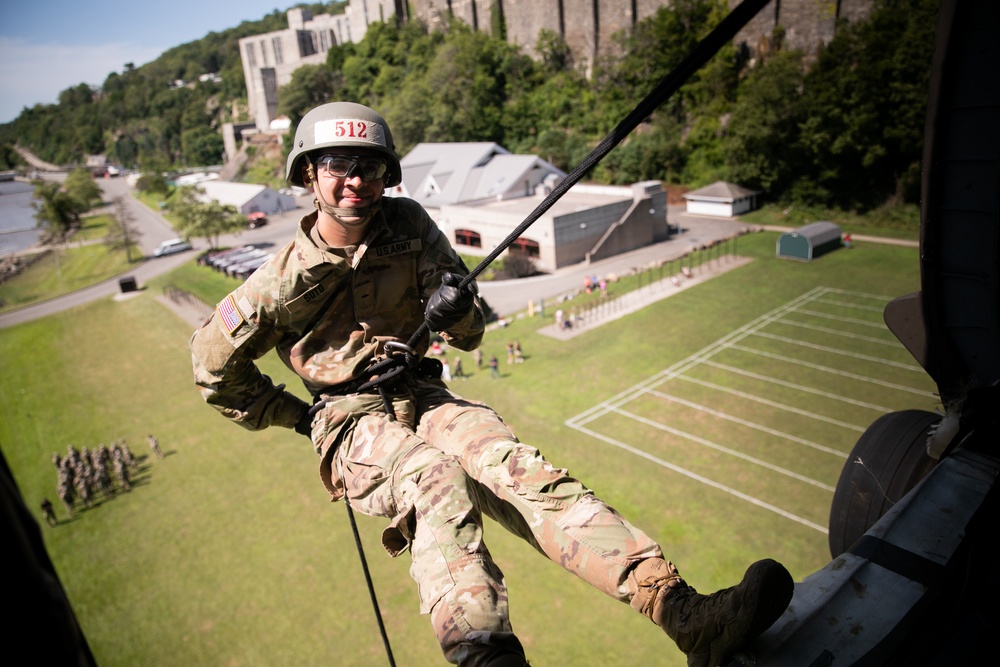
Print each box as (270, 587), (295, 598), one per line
(821, 287), (897, 301)
(814, 297), (886, 313)
(791, 308), (889, 329)
(698, 360), (896, 412)
(571, 422), (829, 534)
(674, 374), (869, 432)
(728, 344), (937, 398)
(567, 286), (832, 427)
(614, 407), (836, 491)
(752, 331), (926, 371)
(647, 389), (846, 458)
(768, 319), (901, 347)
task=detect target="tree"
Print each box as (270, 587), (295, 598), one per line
(134, 170), (170, 196)
(278, 64), (340, 129)
(535, 29), (573, 73)
(794, 0), (939, 208)
(171, 186), (247, 249)
(32, 180), (79, 244)
(725, 50), (806, 194)
(63, 167), (103, 212)
(106, 196), (143, 263)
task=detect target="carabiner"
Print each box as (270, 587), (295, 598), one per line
(383, 340), (417, 358)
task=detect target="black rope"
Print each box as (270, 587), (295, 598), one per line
(345, 499), (397, 667)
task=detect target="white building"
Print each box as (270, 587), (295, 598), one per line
(387, 143), (670, 271)
(682, 181), (761, 217)
(239, 2), (403, 131)
(197, 181), (298, 217)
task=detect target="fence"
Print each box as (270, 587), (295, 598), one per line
(548, 235), (741, 331)
(163, 285), (214, 320)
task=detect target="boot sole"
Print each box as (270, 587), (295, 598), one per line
(698, 559), (794, 667)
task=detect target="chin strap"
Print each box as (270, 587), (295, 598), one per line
(307, 163), (382, 227)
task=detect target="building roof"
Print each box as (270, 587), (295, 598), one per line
(683, 181), (761, 202)
(396, 142), (566, 207)
(785, 221), (842, 245)
(197, 181), (268, 208)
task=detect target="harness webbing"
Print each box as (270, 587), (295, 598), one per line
(333, 0), (770, 663)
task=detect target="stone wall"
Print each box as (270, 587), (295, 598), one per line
(407, 0), (875, 65)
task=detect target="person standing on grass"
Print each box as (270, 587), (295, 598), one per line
(148, 434), (164, 459)
(189, 101), (793, 667)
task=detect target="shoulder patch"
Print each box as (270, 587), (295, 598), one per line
(373, 239), (422, 258)
(217, 295), (246, 336)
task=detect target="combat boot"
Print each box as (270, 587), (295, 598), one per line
(629, 558), (793, 667)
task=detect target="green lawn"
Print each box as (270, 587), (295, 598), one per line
(0, 231), (928, 666)
(0, 213), (141, 312)
(742, 202), (921, 240)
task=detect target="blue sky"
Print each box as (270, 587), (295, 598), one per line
(0, 1), (296, 124)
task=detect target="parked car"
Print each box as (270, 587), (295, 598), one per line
(212, 247), (264, 272)
(246, 212), (268, 229)
(153, 238), (192, 257)
(223, 249), (269, 277)
(204, 245), (254, 268)
(229, 253), (274, 280)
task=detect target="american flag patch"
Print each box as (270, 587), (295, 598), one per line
(217, 295), (245, 335)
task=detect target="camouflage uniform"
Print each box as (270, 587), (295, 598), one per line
(191, 200), (662, 664)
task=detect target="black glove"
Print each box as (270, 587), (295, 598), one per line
(425, 272), (477, 331)
(294, 408), (313, 439)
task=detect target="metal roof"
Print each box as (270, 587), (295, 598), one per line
(683, 180), (761, 202)
(396, 142), (566, 207)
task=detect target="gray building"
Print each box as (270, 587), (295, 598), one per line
(197, 180), (298, 217)
(239, 2), (405, 131)
(683, 181), (760, 218)
(387, 142), (669, 270)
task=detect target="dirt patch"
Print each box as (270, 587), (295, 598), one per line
(663, 183), (690, 206)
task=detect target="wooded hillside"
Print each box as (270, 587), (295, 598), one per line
(0, 0), (939, 211)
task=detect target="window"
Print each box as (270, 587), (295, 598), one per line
(272, 37), (284, 65)
(509, 237), (540, 258)
(260, 40), (269, 66)
(244, 43), (257, 68)
(455, 229), (482, 248)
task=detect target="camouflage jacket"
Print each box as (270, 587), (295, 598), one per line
(189, 197), (485, 432)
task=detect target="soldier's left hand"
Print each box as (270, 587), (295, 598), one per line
(425, 272), (477, 331)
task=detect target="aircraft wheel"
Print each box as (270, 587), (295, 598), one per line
(828, 409), (941, 558)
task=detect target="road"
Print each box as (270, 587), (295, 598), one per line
(0, 176), (752, 329)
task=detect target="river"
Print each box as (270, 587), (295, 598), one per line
(0, 180), (41, 256)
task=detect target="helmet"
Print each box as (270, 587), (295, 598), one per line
(285, 102), (402, 188)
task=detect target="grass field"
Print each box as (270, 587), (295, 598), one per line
(0, 213), (140, 312)
(0, 231), (933, 666)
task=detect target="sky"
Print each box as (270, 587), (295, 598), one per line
(0, 0), (298, 124)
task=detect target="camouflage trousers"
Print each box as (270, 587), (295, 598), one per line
(312, 377), (662, 665)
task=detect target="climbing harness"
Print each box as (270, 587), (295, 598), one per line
(315, 0), (771, 663)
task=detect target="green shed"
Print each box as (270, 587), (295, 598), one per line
(776, 221), (843, 261)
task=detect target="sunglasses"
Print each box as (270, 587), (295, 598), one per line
(315, 155), (388, 182)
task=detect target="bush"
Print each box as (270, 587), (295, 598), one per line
(499, 253), (538, 279)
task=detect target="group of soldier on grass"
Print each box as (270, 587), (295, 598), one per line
(41, 434), (164, 526)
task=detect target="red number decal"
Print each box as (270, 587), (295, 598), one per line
(334, 120), (369, 139)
